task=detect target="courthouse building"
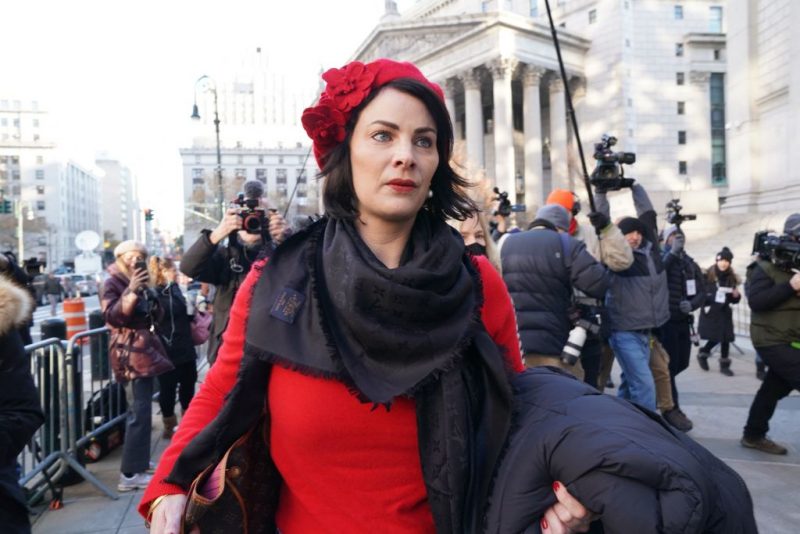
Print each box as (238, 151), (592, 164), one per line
(352, 0), (728, 224)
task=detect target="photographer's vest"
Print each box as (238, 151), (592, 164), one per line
(749, 260), (800, 347)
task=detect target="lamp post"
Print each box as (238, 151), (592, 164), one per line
(191, 75), (224, 221)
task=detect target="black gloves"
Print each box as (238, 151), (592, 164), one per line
(679, 300), (692, 314)
(588, 211), (610, 231)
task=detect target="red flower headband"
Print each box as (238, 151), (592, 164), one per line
(301, 58), (444, 168)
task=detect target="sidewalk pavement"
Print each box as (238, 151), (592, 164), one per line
(31, 340), (799, 533)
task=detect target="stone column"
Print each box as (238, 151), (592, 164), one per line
(444, 78), (457, 130)
(522, 65), (546, 212)
(461, 70), (484, 168)
(549, 77), (569, 192)
(689, 71), (711, 186)
(490, 57), (518, 195)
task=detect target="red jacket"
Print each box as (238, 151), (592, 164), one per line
(139, 254), (521, 521)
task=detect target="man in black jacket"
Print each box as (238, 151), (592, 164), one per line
(501, 204), (610, 377)
(656, 225), (706, 430)
(181, 208), (289, 365)
(741, 213), (800, 455)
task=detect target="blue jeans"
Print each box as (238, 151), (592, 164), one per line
(609, 331), (656, 411)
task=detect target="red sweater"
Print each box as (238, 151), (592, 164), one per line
(139, 255), (522, 530)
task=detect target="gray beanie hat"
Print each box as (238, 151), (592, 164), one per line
(784, 213), (800, 237)
(534, 204), (571, 231)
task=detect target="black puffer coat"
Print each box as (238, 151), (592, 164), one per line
(662, 251), (706, 321)
(502, 226), (609, 356)
(698, 266), (740, 343)
(484, 368), (757, 534)
(154, 283), (197, 366)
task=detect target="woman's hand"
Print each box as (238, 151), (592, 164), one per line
(148, 494), (192, 534)
(540, 481), (596, 533)
(731, 288), (740, 299)
(127, 267), (150, 294)
(268, 210), (289, 245)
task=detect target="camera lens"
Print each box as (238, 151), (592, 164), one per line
(243, 214), (262, 232)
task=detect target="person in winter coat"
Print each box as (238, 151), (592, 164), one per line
(547, 188), (633, 388)
(502, 204), (610, 379)
(453, 210), (502, 272)
(149, 257), (198, 439)
(600, 182), (670, 412)
(656, 225), (706, 429)
(697, 246), (741, 376)
(101, 240), (171, 492)
(180, 204), (289, 366)
(0, 275), (44, 534)
(741, 213), (800, 455)
(43, 273), (64, 316)
(143, 58), (594, 534)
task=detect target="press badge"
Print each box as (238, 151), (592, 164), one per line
(271, 287), (305, 324)
(715, 289), (727, 304)
(686, 280), (697, 296)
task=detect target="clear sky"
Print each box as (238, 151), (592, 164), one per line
(1, 0), (412, 233)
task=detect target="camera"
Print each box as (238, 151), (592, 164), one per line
(232, 180), (267, 235)
(665, 199), (697, 229)
(590, 134), (636, 192)
(492, 187), (526, 217)
(752, 230), (800, 272)
(560, 318), (601, 366)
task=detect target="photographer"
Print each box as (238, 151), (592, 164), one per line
(502, 204), (610, 378)
(741, 213), (800, 455)
(181, 182), (290, 365)
(656, 224), (705, 430)
(599, 182), (669, 413)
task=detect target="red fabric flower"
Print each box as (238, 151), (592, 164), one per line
(321, 61), (377, 113)
(301, 99), (346, 167)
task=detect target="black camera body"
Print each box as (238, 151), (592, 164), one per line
(752, 230), (800, 272)
(492, 187), (526, 217)
(665, 199), (697, 229)
(233, 193), (267, 235)
(590, 134), (636, 192)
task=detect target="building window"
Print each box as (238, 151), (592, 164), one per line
(13, 118), (20, 127)
(710, 73), (727, 185)
(678, 161), (687, 175)
(678, 131), (687, 144)
(36, 155), (43, 164)
(674, 5), (683, 19)
(35, 169), (44, 180)
(12, 170), (20, 180)
(237, 154), (243, 164)
(235, 168), (247, 179)
(278, 155), (284, 164)
(530, 0), (538, 17)
(194, 155), (201, 164)
(625, 38), (630, 47)
(676, 72), (685, 85)
(627, 98), (633, 107)
(481, 1), (490, 13)
(36, 185), (45, 195)
(588, 9), (596, 24)
(258, 154), (264, 164)
(0, 118), (6, 126)
(256, 168), (267, 183)
(32, 119), (39, 128)
(11, 156), (18, 165)
(192, 168), (203, 179)
(192, 177), (204, 185)
(37, 201), (45, 211)
(713, 49), (721, 60)
(296, 168), (306, 183)
(709, 6), (723, 33)
(677, 101), (685, 114)
(675, 43), (684, 57)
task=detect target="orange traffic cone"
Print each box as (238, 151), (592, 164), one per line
(63, 297), (88, 344)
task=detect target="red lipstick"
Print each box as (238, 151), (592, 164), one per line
(387, 179), (417, 193)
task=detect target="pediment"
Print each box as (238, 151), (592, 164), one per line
(353, 17), (486, 63)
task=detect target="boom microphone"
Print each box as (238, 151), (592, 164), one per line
(243, 179), (264, 199)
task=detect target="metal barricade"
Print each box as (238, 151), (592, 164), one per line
(18, 328), (121, 505)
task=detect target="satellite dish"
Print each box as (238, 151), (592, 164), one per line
(75, 230), (101, 252)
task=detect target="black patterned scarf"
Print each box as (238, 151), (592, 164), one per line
(168, 212), (513, 532)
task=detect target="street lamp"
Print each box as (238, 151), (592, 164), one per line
(191, 75), (224, 221)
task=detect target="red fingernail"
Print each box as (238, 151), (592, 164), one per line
(553, 481), (561, 492)
(541, 517), (549, 530)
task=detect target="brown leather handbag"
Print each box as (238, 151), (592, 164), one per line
(181, 415), (281, 534)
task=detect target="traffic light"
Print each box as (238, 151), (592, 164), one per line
(0, 200), (11, 214)
(144, 208), (154, 221)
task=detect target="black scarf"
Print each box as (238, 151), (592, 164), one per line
(168, 212), (513, 532)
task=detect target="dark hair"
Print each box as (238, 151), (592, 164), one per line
(320, 78), (477, 221)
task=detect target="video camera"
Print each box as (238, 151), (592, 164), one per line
(665, 198), (697, 229)
(232, 180), (269, 236)
(492, 187), (526, 217)
(752, 230), (800, 272)
(590, 134), (636, 192)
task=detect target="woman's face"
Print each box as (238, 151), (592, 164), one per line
(349, 87), (439, 226)
(120, 251), (145, 273)
(460, 215), (486, 247)
(163, 266), (178, 283)
(716, 258), (730, 271)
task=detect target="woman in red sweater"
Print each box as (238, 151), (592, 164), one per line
(143, 59), (592, 533)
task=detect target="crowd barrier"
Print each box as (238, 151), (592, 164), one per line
(18, 327), (122, 506)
